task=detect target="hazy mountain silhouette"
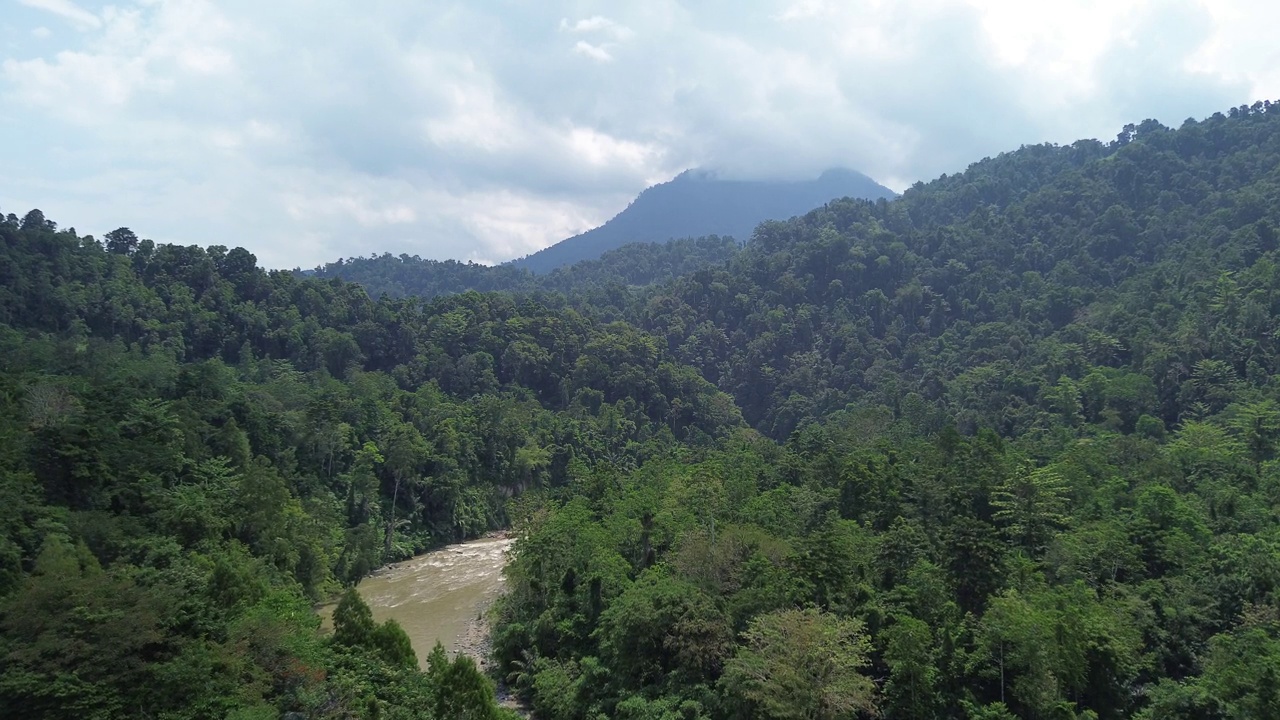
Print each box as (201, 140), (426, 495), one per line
(510, 168), (896, 273)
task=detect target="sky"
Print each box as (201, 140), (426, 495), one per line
(2, 0), (1278, 269)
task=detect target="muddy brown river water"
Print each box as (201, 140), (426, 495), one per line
(320, 536), (514, 670)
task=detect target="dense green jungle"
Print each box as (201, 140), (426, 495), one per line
(3, 101), (1280, 719)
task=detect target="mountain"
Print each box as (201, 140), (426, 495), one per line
(628, 109), (1280, 437)
(6, 101), (1280, 720)
(311, 169), (892, 297)
(509, 167), (896, 273)
(490, 102), (1280, 720)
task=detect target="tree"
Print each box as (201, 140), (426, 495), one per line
(104, 228), (139, 256)
(371, 619), (417, 670)
(382, 423), (428, 560)
(977, 583), (1141, 719)
(332, 588), (376, 648)
(992, 464), (1069, 553)
(1225, 399), (1280, 468)
(1199, 608), (1280, 720)
(18, 209), (47, 231)
(882, 615), (942, 719)
(424, 642), (508, 720)
(720, 608), (876, 719)
(0, 537), (167, 719)
(597, 569), (732, 689)
(332, 589), (418, 669)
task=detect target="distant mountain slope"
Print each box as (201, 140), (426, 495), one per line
(634, 106), (1280, 436)
(510, 168), (895, 273)
(310, 256), (534, 298)
(309, 234), (741, 300)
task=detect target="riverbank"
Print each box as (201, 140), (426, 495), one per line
(314, 534), (528, 714)
(448, 532), (514, 672)
(421, 537), (528, 715)
(455, 596), (497, 669)
(316, 535), (514, 669)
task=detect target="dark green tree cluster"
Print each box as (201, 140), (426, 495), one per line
(311, 255), (537, 299)
(494, 417), (1280, 719)
(311, 234), (741, 302)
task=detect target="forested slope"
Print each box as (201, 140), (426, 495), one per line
(639, 104), (1280, 439)
(490, 102), (1280, 720)
(0, 214), (738, 718)
(311, 234), (742, 301)
(4, 100), (1280, 720)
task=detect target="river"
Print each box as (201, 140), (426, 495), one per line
(320, 535), (514, 671)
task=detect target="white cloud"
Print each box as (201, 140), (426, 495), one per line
(560, 15), (632, 38)
(4, 50), (149, 115)
(285, 191), (417, 228)
(1189, 0), (1280, 99)
(19, 0), (100, 29)
(774, 0), (835, 21)
(566, 126), (662, 168)
(561, 14), (630, 62)
(572, 40), (613, 62)
(4, 0), (235, 121)
(421, 79), (520, 153)
(459, 189), (611, 264)
(0, 0), (1273, 268)
(31, 26), (52, 38)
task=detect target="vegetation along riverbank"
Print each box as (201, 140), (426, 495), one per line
(3, 103), (1280, 718)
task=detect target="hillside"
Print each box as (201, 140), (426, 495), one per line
(489, 103), (1280, 720)
(509, 167), (896, 273)
(633, 108), (1280, 438)
(4, 101), (1280, 720)
(0, 213), (739, 718)
(311, 234), (742, 301)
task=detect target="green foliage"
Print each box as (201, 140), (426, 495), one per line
(993, 464), (1070, 553)
(0, 209), (727, 717)
(8, 101), (1280, 719)
(597, 567), (732, 690)
(720, 607), (876, 720)
(481, 103), (1280, 720)
(424, 642), (512, 720)
(312, 234), (744, 300)
(1199, 607), (1280, 719)
(882, 615), (942, 718)
(333, 588), (377, 648)
(371, 619), (418, 670)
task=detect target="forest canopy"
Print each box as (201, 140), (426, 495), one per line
(3, 101), (1280, 719)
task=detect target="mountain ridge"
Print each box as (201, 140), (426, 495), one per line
(5, 101), (1280, 720)
(508, 166), (896, 273)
